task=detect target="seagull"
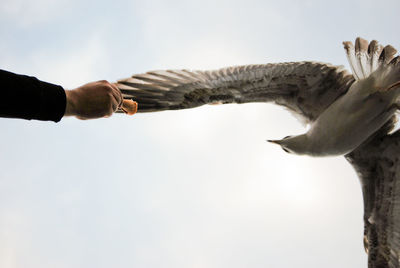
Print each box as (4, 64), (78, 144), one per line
(116, 38), (400, 268)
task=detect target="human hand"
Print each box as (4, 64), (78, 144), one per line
(64, 80), (137, 120)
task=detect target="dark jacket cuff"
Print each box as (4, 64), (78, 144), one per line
(37, 79), (66, 122)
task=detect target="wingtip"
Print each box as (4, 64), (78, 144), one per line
(380, 45), (398, 63)
(343, 41), (353, 50)
(355, 37), (369, 53)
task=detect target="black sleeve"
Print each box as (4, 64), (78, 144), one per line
(0, 69), (67, 122)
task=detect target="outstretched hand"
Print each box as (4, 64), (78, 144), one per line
(64, 80), (137, 120)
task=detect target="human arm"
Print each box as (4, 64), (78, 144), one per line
(0, 69), (66, 122)
(0, 70), (137, 122)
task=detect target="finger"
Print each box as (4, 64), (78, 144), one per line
(110, 83), (123, 107)
(110, 96), (120, 113)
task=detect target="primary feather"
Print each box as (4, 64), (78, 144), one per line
(117, 62), (353, 124)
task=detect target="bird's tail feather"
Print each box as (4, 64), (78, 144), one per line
(343, 37), (398, 81)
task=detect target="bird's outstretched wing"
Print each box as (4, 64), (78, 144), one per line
(346, 119), (400, 268)
(344, 37), (400, 267)
(116, 62), (353, 123)
(117, 38), (400, 267)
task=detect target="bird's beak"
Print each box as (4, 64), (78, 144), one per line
(267, 139), (282, 145)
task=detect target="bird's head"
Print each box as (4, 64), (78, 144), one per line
(268, 134), (310, 155)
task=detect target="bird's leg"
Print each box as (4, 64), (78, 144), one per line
(381, 80), (400, 92)
(366, 105), (398, 135)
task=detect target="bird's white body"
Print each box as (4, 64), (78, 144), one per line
(304, 73), (399, 156)
(274, 40), (400, 156)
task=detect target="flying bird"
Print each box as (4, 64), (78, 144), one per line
(116, 38), (400, 268)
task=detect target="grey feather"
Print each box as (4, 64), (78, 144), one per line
(116, 62), (353, 123)
(344, 38), (398, 81)
(346, 118), (400, 268)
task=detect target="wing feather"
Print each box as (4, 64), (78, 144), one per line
(346, 119), (400, 268)
(344, 38), (398, 81)
(116, 62), (353, 123)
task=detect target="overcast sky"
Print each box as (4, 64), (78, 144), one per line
(1, 0), (399, 267)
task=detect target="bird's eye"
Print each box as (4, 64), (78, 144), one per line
(284, 136), (291, 139)
(282, 147), (290, 153)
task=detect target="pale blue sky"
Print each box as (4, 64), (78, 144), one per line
(1, 0), (399, 267)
